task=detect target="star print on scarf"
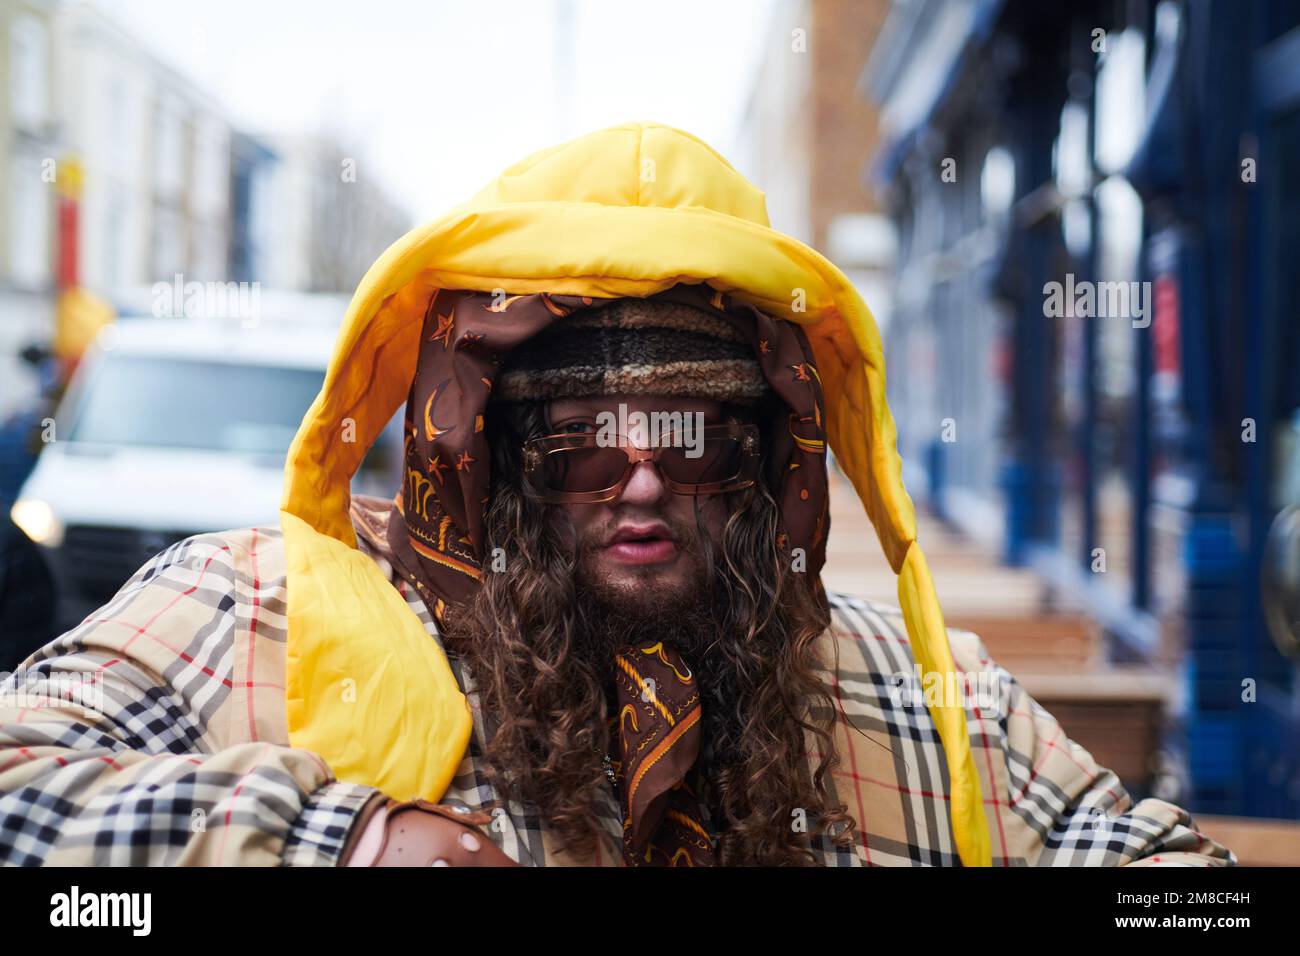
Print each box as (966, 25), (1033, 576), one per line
(384, 282), (831, 626)
(381, 282), (832, 863)
(606, 640), (716, 866)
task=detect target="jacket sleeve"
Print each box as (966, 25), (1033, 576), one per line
(947, 627), (1237, 867)
(0, 530), (385, 866)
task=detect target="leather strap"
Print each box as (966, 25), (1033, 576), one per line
(365, 798), (494, 867)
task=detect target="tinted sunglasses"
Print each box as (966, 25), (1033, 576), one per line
(521, 422), (760, 503)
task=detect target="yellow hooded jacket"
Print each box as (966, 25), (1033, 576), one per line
(279, 121), (994, 867)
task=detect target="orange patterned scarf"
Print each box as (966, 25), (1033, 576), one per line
(384, 282), (832, 863)
(606, 641), (715, 866)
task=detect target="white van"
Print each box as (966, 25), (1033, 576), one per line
(10, 307), (402, 631)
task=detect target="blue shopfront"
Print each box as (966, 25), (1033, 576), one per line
(866, 0), (1300, 818)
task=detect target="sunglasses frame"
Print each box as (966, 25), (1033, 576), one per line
(521, 421), (761, 503)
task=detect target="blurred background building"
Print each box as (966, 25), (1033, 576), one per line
(0, 0), (412, 416)
(1, 0), (1297, 862)
(0, 0), (58, 423)
(855, 0), (1300, 855)
(1, 0), (411, 295)
(0, 0), (415, 657)
(737, 0), (1300, 862)
(735, 0), (898, 334)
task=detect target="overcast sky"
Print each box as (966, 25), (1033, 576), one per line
(108, 0), (780, 221)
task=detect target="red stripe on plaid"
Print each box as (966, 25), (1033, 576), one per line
(972, 701), (1011, 865)
(830, 671), (872, 864)
(246, 528), (262, 742)
(0, 745), (41, 773)
(823, 764), (951, 801)
(831, 628), (910, 646)
(1013, 720), (1111, 806)
(81, 626), (236, 688)
(218, 779), (246, 863)
(300, 749), (333, 781)
(89, 545), (235, 657)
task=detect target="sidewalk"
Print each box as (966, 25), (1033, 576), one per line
(822, 468), (1048, 618)
(822, 467), (1170, 801)
(821, 461), (1300, 864)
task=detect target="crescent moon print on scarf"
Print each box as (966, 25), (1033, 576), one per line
(381, 281), (830, 868)
(422, 380), (456, 444)
(384, 281), (830, 625)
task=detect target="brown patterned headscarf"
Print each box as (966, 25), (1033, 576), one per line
(384, 281), (830, 865)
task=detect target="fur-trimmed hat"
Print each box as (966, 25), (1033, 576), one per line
(492, 298), (769, 404)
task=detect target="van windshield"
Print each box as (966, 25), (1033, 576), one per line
(66, 355), (325, 455)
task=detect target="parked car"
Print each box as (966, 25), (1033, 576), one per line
(0, 511), (56, 670)
(9, 307), (402, 636)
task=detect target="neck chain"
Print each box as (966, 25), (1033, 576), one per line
(600, 751), (617, 786)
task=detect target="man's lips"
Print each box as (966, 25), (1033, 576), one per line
(603, 523), (678, 564)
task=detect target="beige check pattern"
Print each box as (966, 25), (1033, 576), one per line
(0, 499), (1235, 867)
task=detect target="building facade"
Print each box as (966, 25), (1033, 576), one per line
(867, 0), (1300, 819)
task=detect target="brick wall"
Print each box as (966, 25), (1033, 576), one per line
(809, 0), (889, 250)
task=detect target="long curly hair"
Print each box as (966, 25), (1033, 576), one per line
(439, 397), (858, 865)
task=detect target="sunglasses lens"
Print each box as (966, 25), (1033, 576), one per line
(539, 444), (629, 494)
(657, 436), (747, 486)
(528, 426), (757, 498)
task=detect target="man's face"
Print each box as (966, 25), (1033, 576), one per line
(544, 393), (732, 617)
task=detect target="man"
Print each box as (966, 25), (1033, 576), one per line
(0, 122), (1233, 867)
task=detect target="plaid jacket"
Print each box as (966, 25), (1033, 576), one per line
(0, 499), (1236, 867)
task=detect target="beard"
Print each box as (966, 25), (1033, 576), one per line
(440, 431), (850, 863)
(569, 513), (723, 669)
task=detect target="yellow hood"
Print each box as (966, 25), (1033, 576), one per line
(280, 120), (992, 866)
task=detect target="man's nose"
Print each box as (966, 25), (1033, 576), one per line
(617, 455), (669, 505)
